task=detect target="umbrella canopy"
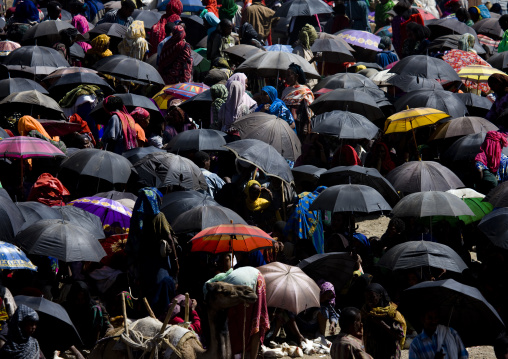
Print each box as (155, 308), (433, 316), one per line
(89, 23), (127, 39)
(311, 110), (379, 140)
(181, 0), (204, 12)
(48, 72), (114, 93)
(387, 75), (444, 92)
(22, 20), (82, 44)
(90, 93), (163, 123)
(132, 9), (162, 28)
(370, 69), (395, 85)
(122, 146), (166, 164)
(36, 120), (83, 138)
(236, 51), (321, 79)
(180, 14), (206, 47)
(3, 46), (70, 75)
(478, 208), (508, 249)
(16, 201), (61, 230)
(378, 241), (468, 273)
(0, 240), (37, 271)
(234, 113), (301, 161)
(385, 107), (450, 134)
(132, 152), (208, 191)
(15, 219), (106, 262)
(297, 252), (357, 292)
(391, 191), (475, 217)
(0, 136), (65, 158)
(439, 196), (493, 225)
(336, 30), (381, 52)
(400, 279), (504, 346)
(310, 88), (384, 120)
(425, 18), (478, 39)
(454, 93), (493, 117)
(484, 182), (508, 207)
(0, 40), (20, 57)
(309, 184), (392, 213)
(0, 90), (64, 118)
(430, 116), (497, 140)
(223, 44), (265, 62)
(393, 90), (468, 119)
(60, 148), (132, 184)
(473, 18), (504, 39)
(0, 197), (25, 243)
(42, 67), (98, 85)
(177, 90), (212, 121)
(189, 223), (275, 253)
(95, 190), (137, 201)
(275, 0), (332, 17)
(163, 82), (210, 101)
(442, 132), (508, 162)
(428, 34), (486, 55)
(223, 139), (294, 183)
(386, 161), (464, 193)
(0, 78), (48, 100)
(457, 65), (504, 94)
(161, 190), (218, 223)
(442, 49), (490, 76)
(313, 73), (379, 93)
(94, 55), (164, 85)
(172, 205), (246, 233)
(264, 44), (293, 52)
(258, 262), (321, 314)
(166, 129), (227, 153)
(388, 55), (461, 84)
(310, 38), (355, 63)
(318, 166), (400, 206)
(488, 51), (508, 71)
(291, 165), (327, 186)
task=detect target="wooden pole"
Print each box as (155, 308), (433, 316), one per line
(149, 299), (178, 359)
(184, 293), (190, 328)
(143, 298), (156, 319)
(122, 293), (134, 359)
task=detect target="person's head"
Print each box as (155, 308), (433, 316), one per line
(14, 305), (39, 338)
(386, 217), (405, 237)
(103, 96), (125, 113)
(298, 23), (317, 49)
(422, 308), (440, 336)
(378, 36), (392, 50)
(119, 0), (136, 18)
(130, 107), (150, 128)
(59, 27), (78, 47)
(488, 73), (508, 94)
(364, 283), (390, 308)
(69, 0), (86, 15)
(247, 180), (262, 200)
(318, 280), (336, 304)
(339, 307), (363, 339)
(445, 0), (461, 12)
(193, 151), (211, 170)
(468, 6), (480, 22)
(286, 63), (306, 86)
(456, 7), (470, 23)
(260, 86), (278, 104)
(393, 0), (411, 16)
(164, 21), (176, 37)
(219, 18), (233, 36)
(494, 335), (508, 359)
(47, 1), (62, 19)
(91, 34), (111, 52)
(500, 14), (508, 31)
(491, 2), (502, 14)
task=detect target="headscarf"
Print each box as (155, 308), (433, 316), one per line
(331, 145), (362, 167)
(0, 305), (40, 359)
(458, 33), (476, 52)
(72, 15), (92, 52)
(220, 81), (248, 130)
(226, 73), (257, 109)
(288, 63), (306, 84)
(219, 0), (239, 20)
(130, 107), (150, 123)
(475, 131), (508, 173)
(210, 84), (228, 130)
(317, 280), (336, 306)
(488, 73), (508, 94)
(204, 12), (220, 36)
(375, 0), (394, 30)
(372, 142), (395, 172)
(118, 20), (149, 60)
(18, 116), (56, 141)
(243, 179), (271, 211)
(158, 25), (191, 78)
(365, 283), (391, 307)
(298, 24), (317, 50)
(69, 113), (96, 146)
(205, 0), (219, 17)
(14, 1), (40, 23)
(88, 34), (113, 57)
(260, 85), (289, 117)
(149, 0), (183, 52)
(27, 173), (70, 207)
(103, 95), (138, 150)
(132, 187), (162, 232)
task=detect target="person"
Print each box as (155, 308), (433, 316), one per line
(345, 0), (370, 32)
(45, 1), (61, 21)
(409, 308), (468, 359)
(165, 294), (202, 335)
(227, 73), (257, 108)
(0, 305), (42, 359)
(71, 14), (92, 52)
(163, 104), (196, 143)
(219, 0), (242, 30)
(8, 1), (40, 25)
(219, 81), (254, 133)
(118, 20), (148, 60)
(402, 23), (431, 58)
(18, 116), (57, 142)
(475, 131), (508, 192)
(456, 8), (474, 26)
(362, 283), (406, 359)
(242, 0), (278, 43)
(102, 95), (138, 154)
(329, 2), (350, 33)
(331, 307), (373, 359)
(468, 5), (491, 24)
(84, 34), (113, 67)
(158, 25), (193, 85)
(375, 0), (394, 31)
(255, 85), (295, 130)
(98, 0), (135, 26)
(239, 22), (264, 47)
(365, 142), (396, 175)
(281, 63), (314, 135)
(130, 107), (150, 146)
(210, 84), (228, 130)
(331, 144), (362, 167)
(380, 217), (406, 251)
(53, 28), (78, 63)
(207, 19), (235, 60)
(203, 0), (219, 17)
(491, 2), (503, 15)
(292, 24), (318, 62)
(376, 37), (399, 68)
(486, 74), (508, 127)
(391, 0), (416, 55)
(156, 22), (176, 65)
(203, 11), (221, 37)
(27, 173), (70, 206)
(458, 33), (476, 53)
(192, 151), (225, 197)
(149, 0), (182, 57)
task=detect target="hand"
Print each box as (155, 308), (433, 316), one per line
(329, 322), (337, 335)
(263, 104), (270, 111)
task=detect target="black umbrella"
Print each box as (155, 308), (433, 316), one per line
(69, 43), (85, 60)
(275, 0), (333, 17)
(472, 18), (504, 40)
(425, 18), (478, 40)
(310, 38), (355, 63)
(3, 46), (70, 75)
(378, 241), (468, 273)
(318, 166), (400, 206)
(291, 165), (327, 186)
(22, 20), (82, 44)
(394, 90), (468, 119)
(178, 90), (213, 122)
(90, 93), (163, 123)
(313, 73), (378, 93)
(430, 116), (498, 140)
(161, 190), (218, 223)
(48, 72), (114, 93)
(311, 110), (379, 139)
(386, 161), (464, 194)
(0, 197), (25, 243)
(55, 206), (105, 240)
(132, 9), (162, 28)
(223, 45), (265, 62)
(40, 8), (73, 20)
(180, 14), (207, 48)
(89, 23), (127, 40)
(400, 279), (504, 346)
(172, 205), (246, 233)
(428, 34), (486, 55)
(297, 252), (357, 292)
(0, 90), (64, 119)
(488, 51), (508, 71)
(484, 182), (508, 208)
(122, 146), (166, 164)
(387, 75), (444, 92)
(15, 219), (106, 262)
(95, 190), (138, 201)
(388, 55), (461, 85)
(166, 129), (227, 153)
(94, 55), (165, 85)
(442, 132), (508, 161)
(223, 139), (294, 183)
(310, 88), (384, 119)
(478, 208), (508, 249)
(0, 78), (48, 100)
(16, 201), (62, 230)
(0, 127), (10, 139)
(391, 191), (474, 218)
(59, 148), (132, 184)
(454, 93), (493, 117)
(132, 152), (208, 191)
(309, 184), (392, 213)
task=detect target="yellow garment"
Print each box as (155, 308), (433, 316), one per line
(298, 23), (317, 50)
(18, 116), (57, 141)
(244, 179), (271, 212)
(362, 302), (407, 346)
(89, 34), (113, 57)
(118, 20), (149, 60)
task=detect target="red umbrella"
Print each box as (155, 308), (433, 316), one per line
(417, 8), (436, 20)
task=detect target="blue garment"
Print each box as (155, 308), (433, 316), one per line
(15, 1), (40, 23)
(85, 0), (104, 23)
(409, 326), (468, 359)
(203, 12), (220, 36)
(134, 187), (163, 228)
(345, 0), (370, 32)
(256, 86), (295, 129)
(475, 153), (508, 183)
(376, 50), (398, 68)
(284, 186), (327, 254)
(157, 36), (172, 65)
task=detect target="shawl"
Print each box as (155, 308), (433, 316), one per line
(458, 33), (476, 53)
(88, 34), (113, 57)
(204, 12), (220, 36)
(219, 0), (239, 20)
(158, 25), (186, 73)
(118, 20), (149, 60)
(72, 15), (92, 52)
(332, 145), (362, 167)
(220, 81), (248, 130)
(317, 280), (336, 306)
(149, 0), (183, 54)
(435, 325), (459, 359)
(298, 23), (317, 50)
(210, 84), (228, 130)
(243, 179), (271, 211)
(27, 173), (70, 207)
(69, 113), (96, 146)
(226, 73), (257, 109)
(362, 301), (407, 346)
(59, 84), (102, 109)
(257, 86), (294, 125)
(375, 0), (394, 30)
(159, 26), (193, 84)
(205, 0), (219, 17)
(0, 305), (40, 359)
(475, 131), (508, 173)
(103, 95), (138, 150)
(281, 84), (314, 107)
(14, 1), (39, 23)
(130, 107), (150, 122)
(18, 116), (55, 141)
(372, 142), (395, 172)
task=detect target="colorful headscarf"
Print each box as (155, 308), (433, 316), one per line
(118, 20), (149, 60)
(475, 131), (508, 173)
(458, 33), (476, 52)
(220, 81), (247, 130)
(130, 107), (150, 122)
(317, 280), (336, 306)
(205, 0), (219, 17)
(331, 145), (362, 167)
(103, 95), (138, 150)
(298, 24), (317, 50)
(27, 173), (70, 207)
(18, 116), (55, 141)
(243, 180), (271, 212)
(72, 14), (92, 52)
(159, 25), (191, 77)
(372, 142), (395, 173)
(219, 0), (239, 20)
(210, 84), (228, 130)
(203, 11), (220, 35)
(69, 113), (96, 146)
(1, 305), (40, 359)
(88, 34), (113, 57)
(226, 73), (257, 109)
(149, 0), (183, 53)
(133, 187), (162, 230)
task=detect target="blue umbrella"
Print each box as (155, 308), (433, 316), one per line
(264, 44), (293, 52)
(0, 241), (37, 271)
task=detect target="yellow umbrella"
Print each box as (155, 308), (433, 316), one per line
(457, 65), (504, 81)
(152, 85), (175, 110)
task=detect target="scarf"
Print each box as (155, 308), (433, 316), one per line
(210, 84), (228, 130)
(203, 12), (220, 36)
(458, 33), (475, 53)
(18, 116), (56, 141)
(130, 107), (150, 122)
(118, 20), (149, 60)
(220, 81), (247, 130)
(0, 305), (40, 359)
(317, 280), (336, 306)
(226, 73), (257, 109)
(88, 34), (113, 57)
(159, 25), (187, 72)
(435, 325), (459, 359)
(373, 142), (395, 172)
(261, 85), (286, 116)
(362, 301), (407, 346)
(298, 23), (317, 50)
(375, 0), (394, 29)
(219, 0), (239, 20)
(69, 113), (96, 146)
(475, 131), (508, 173)
(331, 145), (362, 167)
(149, 0), (183, 53)
(243, 179), (270, 211)
(206, 0), (219, 17)
(72, 14), (92, 52)
(59, 84), (101, 109)
(103, 95), (138, 151)
(27, 172), (70, 207)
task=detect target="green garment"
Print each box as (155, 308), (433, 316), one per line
(219, 0), (238, 20)
(499, 30), (508, 53)
(59, 85), (103, 109)
(298, 23), (317, 50)
(374, 0), (394, 31)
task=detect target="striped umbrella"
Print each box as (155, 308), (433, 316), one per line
(0, 241), (37, 271)
(153, 82), (209, 110)
(457, 64), (505, 94)
(0, 136), (65, 158)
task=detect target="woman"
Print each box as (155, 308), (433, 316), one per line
(401, 22), (430, 58)
(331, 144), (361, 168)
(475, 131), (508, 192)
(203, 11), (220, 36)
(53, 28), (79, 64)
(27, 173), (70, 207)
(210, 84), (228, 130)
(118, 20), (149, 60)
(375, 0), (394, 31)
(0, 305), (42, 359)
(376, 37), (398, 68)
(163, 105), (196, 143)
(130, 107), (150, 146)
(243, 179), (278, 231)
(226, 73), (257, 109)
(84, 34), (113, 67)
(458, 33), (476, 53)
(18, 116), (56, 141)
(71, 14), (92, 52)
(256, 86), (295, 130)
(362, 283), (406, 359)
(281, 63), (314, 135)
(203, 0), (219, 17)
(149, 0), (183, 56)
(365, 142), (396, 175)
(292, 24), (317, 62)
(219, 0), (242, 30)
(8, 1), (40, 25)
(486, 74), (508, 127)
(219, 81), (254, 133)
(102, 95), (138, 154)
(69, 113), (96, 146)
(158, 25), (193, 85)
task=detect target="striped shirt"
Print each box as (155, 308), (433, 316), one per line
(409, 327), (468, 359)
(331, 333), (373, 359)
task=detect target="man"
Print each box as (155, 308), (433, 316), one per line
(409, 308), (468, 359)
(242, 0), (278, 43)
(157, 22), (176, 65)
(192, 151), (225, 197)
(45, 1), (62, 20)
(331, 307), (373, 359)
(98, 0), (135, 27)
(344, 0), (371, 32)
(207, 19), (235, 60)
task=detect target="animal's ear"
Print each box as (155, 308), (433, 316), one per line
(206, 283), (216, 293)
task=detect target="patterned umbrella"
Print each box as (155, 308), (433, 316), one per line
(0, 241), (37, 271)
(457, 64), (504, 94)
(153, 83), (209, 110)
(442, 51), (493, 93)
(0, 136), (65, 158)
(67, 196), (132, 235)
(0, 40), (20, 57)
(336, 30), (381, 52)
(42, 67), (98, 85)
(478, 34), (500, 50)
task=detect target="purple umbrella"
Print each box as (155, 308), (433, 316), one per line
(336, 30), (381, 52)
(67, 196), (131, 236)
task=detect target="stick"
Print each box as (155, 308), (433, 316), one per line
(122, 293), (134, 359)
(143, 298), (156, 319)
(149, 299), (178, 359)
(184, 293), (190, 328)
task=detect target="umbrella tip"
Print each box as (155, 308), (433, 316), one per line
(230, 219), (233, 224)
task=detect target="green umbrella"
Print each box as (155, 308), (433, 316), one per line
(430, 197), (493, 226)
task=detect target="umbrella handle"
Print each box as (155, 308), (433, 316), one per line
(122, 293), (134, 359)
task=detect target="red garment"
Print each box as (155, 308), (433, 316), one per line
(148, 0), (183, 55)
(169, 310), (202, 335)
(331, 145), (362, 168)
(400, 13), (424, 49)
(331, 14), (350, 33)
(475, 131), (508, 173)
(27, 173), (70, 207)
(372, 142), (396, 173)
(4, 129), (13, 137)
(69, 113), (96, 146)
(103, 96), (138, 150)
(206, 0), (219, 17)
(159, 25), (193, 84)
